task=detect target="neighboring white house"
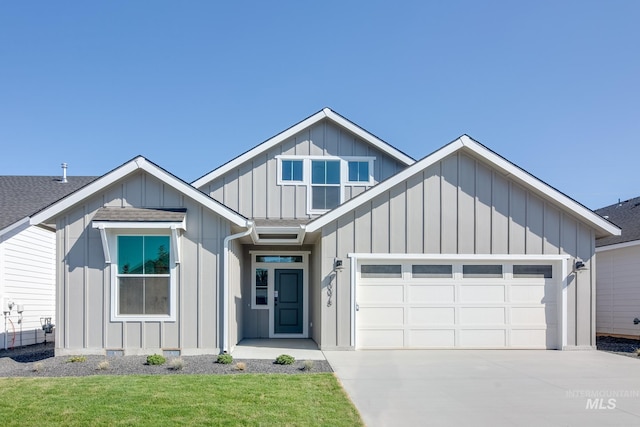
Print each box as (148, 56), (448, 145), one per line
(0, 174), (96, 349)
(26, 109), (620, 356)
(595, 197), (640, 338)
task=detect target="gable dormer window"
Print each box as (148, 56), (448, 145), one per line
(276, 155), (375, 213)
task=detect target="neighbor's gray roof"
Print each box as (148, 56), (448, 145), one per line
(595, 196), (640, 247)
(0, 176), (98, 230)
(93, 207), (187, 222)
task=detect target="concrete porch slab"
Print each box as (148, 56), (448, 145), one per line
(231, 339), (325, 360)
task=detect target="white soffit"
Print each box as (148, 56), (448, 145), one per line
(29, 156), (248, 228)
(190, 108), (415, 189)
(307, 135), (620, 238)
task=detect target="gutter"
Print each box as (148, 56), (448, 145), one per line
(222, 220), (254, 354)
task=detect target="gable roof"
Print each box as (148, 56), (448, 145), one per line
(0, 175), (98, 233)
(191, 108), (416, 188)
(594, 196), (640, 247)
(305, 135), (620, 239)
(29, 156), (248, 228)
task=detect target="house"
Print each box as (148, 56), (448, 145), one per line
(0, 172), (96, 348)
(595, 197), (640, 338)
(27, 108), (620, 356)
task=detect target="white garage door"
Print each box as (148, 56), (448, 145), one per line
(356, 261), (559, 349)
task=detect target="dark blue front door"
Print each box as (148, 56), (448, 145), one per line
(274, 269), (303, 334)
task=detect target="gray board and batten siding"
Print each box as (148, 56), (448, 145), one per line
(54, 170), (233, 355)
(318, 150), (597, 349)
(197, 120), (408, 219)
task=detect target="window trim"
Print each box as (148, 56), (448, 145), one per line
(278, 159), (304, 184)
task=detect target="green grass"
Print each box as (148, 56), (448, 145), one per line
(0, 374), (362, 426)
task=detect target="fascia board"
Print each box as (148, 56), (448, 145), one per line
(30, 157), (247, 228)
(322, 109), (415, 166)
(305, 138), (464, 232)
(596, 239), (640, 252)
(458, 136), (621, 238)
(191, 110), (327, 188)
(191, 108), (416, 189)
(0, 217), (30, 240)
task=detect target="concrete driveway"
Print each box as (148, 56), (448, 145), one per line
(323, 350), (640, 427)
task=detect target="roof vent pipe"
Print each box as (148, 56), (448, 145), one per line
(61, 163), (68, 183)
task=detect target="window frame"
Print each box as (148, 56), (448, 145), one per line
(276, 155), (376, 214)
(93, 223), (182, 323)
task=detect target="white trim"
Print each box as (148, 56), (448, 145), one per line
(191, 108), (415, 188)
(348, 253), (571, 261)
(249, 251), (309, 338)
(307, 136), (621, 238)
(30, 156), (247, 228)
(595, 239), (640, 252)
(561, 258), (568, 349)
(350, 256), (357, 347)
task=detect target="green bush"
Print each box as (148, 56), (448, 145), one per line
(67, 356), (87, 363)
(217, 354), (233, 364)
(146, 354), (166, 365)
(275, 354), (295, 365)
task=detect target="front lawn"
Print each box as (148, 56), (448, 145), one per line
(0, 374), (362, 426)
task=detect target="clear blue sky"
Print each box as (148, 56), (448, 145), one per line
(1, 1), (638, 209)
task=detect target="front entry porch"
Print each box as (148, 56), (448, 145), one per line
(232, 338), (325, 360)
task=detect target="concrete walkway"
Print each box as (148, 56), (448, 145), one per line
(324, 349), (640, 427)
(231, 339), (325, 360)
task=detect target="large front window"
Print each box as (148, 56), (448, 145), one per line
(117, 236), (171, 316)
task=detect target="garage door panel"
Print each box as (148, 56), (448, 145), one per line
(511, 285), (546, 303)
(459, 329), (506, 347)
(510, 329), (555, 348)
(357, 329), (404, 348)
(511, 306), (556, 325)
(358, 285), (404, 303)
(409, 329), (455, 347)
(358, 307), (404, 326)
(408, 285), (454, 302)
(459, 285), (505, 302)
(408, 307), (455, 324)
(459, 307), (505, 324)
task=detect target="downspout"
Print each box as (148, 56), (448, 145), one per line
(222, 220), (254, 354)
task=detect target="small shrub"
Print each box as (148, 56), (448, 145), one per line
(302, 360), (314, 371)
(67, 355), (86, 363)
(275, 354), (295, 365)
(146, 354), (166, 365)
(32, 362), (43, 372)
(235, 362), (246, 371)
(96, 360), (110, 371)
(168, 358), (185, 370)
(217, 354), (233, 364)
(635, 348), (640, 357)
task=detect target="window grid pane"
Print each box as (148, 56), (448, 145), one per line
(361, 265), (402, 278)
(513, 265), (552, 278)
(412, 264), (452, 278)
(348, 161), (369, 182)
(463, 265), (503, 278)
(282, 160), (303, 181)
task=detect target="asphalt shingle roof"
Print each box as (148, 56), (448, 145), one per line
(0, 176), (98, 230)
(595, 196), (640, 247)
(93, 207), (187, 222)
